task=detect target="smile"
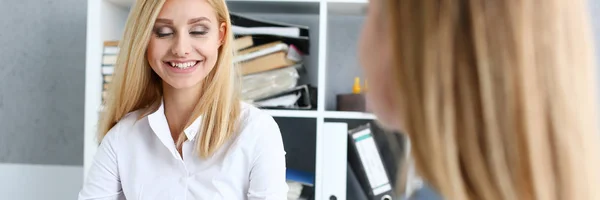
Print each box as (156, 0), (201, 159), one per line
(165, 61), (201, 69)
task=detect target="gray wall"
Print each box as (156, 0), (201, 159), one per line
(0, 0), (86, 166)
(591, 0), (600, 107)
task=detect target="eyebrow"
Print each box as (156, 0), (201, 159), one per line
(155, 17), (211, 24)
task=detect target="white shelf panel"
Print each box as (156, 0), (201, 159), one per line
(326, 0), (366, 3)
(103, 0), (325, 9)
(263, 109), (320, 118)
(327, 0), (367, 15)
(105, 0), (133, 9)
(228, 0), (320, 14)
(323, 111), (376, 119)
(228, 0), (321, 2)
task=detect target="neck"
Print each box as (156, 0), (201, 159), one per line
(162, 82), (203, 139)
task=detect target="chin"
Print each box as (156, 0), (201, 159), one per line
(163, 78), (204, 90)
(366, 93), (403, 132)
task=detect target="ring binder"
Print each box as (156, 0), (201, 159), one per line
(347, 123), (396, 200)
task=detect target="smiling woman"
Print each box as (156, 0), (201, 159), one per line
(78, 0), (288, 199)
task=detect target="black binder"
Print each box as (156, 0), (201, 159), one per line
(229, 12), (311, 55)
(347, 162), (369, 200)
(348, 123), (396, 200)
(230, 12), (309, 37)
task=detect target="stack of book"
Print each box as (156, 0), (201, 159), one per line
(231, 13), (315, 110)
(101, 41), (119, 104)
(286, 169), (315, 200)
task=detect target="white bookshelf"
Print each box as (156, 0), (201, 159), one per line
(84, 0), (371, 199)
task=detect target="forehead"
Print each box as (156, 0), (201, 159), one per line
(158, 0), (217, 19)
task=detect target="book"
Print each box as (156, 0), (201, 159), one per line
(233, 35), (253, 52)
(103, 40), (119, 47)
(236, 41), (303, 63)
(103, 46), (119, 55)
(232, 25), (301, 38)
(102, 55), (117, 65)
(253, 84), (316, 110)
(101, 66), (114, 75)
(241, 65), (300, 101)
(229, 12), (310, 54)
(237, 51), (296, 75)
(103, 75), (113, 83)
(234, 42), (288, 63)
(238, 41), (284, 55)
(286, 169), (315, 200)
(236, 34), (310, 55)
(101, 40), (119, 104)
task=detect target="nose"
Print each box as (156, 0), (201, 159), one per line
(171, 35), (191, 57)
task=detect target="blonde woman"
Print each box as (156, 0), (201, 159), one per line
(359, 0), (600, 199)
(79, 0), (288, 199)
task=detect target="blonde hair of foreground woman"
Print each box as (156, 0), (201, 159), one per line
(97, 0), (240, 158)
(359, 0), (600, 199)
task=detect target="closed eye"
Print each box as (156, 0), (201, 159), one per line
(154, 26), (174, 38)
(190, 31), (208, 35)
(190, 25), (209, 36)
(157, 32), (173, 37)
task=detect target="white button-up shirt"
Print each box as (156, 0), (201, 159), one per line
(78, 101), (288, 200)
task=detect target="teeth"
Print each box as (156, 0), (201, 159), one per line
(169, 61), (196, 69)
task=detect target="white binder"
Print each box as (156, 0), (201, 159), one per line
(320, 122), (348, 200)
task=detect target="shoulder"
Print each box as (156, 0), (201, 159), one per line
(235, 101), (281, 141)
(101, 110), (144, 144)
(234, 102), (286, 164)
(238, 101), (279, 128)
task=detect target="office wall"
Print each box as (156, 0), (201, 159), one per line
(0, 0), (85, 166)
(0, 0), (86, 199)
(591, 0), (600, 106)
(0, 164), (82, 200)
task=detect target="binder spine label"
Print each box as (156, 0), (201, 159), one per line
(352, 129), (392, 196)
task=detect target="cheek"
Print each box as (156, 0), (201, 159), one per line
(359, 15), (399, 127)
(195, 40), (221, 64)
(147, 39), (168, 66)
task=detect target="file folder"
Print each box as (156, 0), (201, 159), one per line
(347, 162), (369, 200)
(348, 123), (395, 200)
(230, 12), (309, 37)
(321, 122), (348, 200)
(230, 12), (311, 54)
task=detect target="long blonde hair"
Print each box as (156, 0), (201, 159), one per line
(384, 0), (600, 199)
(98, 0), (241, 159)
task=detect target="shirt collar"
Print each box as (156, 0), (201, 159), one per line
(147, 98), (202, 143)
(184, 114), (202, 141)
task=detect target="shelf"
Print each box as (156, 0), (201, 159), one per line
(103, 0), (367, 12)
(326, 0), (366, 3)
(263, 109), (319, 118)
(324, 111), (376, 119)
(105, 0), (133, 9)
(325, 12), (365, 110)
(263, 110), (375, 119)
(104, 0), (324, 10)
(228, 0), (320, 2)
(228, 0), (320, 14)
(327, 0), (367, 15)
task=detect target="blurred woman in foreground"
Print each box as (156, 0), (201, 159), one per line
(359, 0), (600, 199)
